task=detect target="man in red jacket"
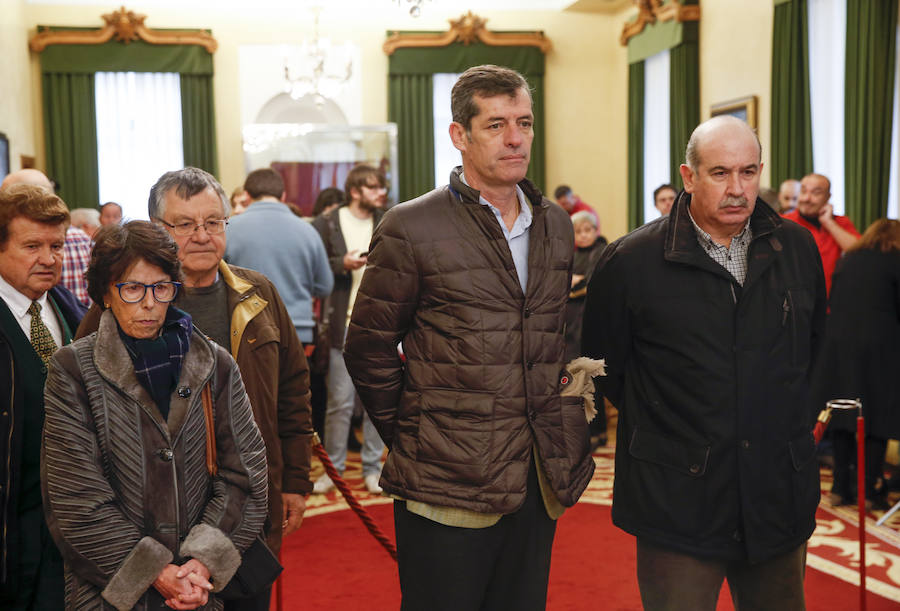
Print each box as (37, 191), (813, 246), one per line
(782, 173), (860, 293)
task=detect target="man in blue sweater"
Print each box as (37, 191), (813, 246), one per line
(225, 168), (333, 346)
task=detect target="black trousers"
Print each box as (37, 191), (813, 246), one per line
(0, 505), (64, 610)
(393, 460), (557, 611)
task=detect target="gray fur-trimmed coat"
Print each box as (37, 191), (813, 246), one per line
(41, 310), (268, 610)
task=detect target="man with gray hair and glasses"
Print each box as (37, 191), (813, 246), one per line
(77, 167), (313, 611)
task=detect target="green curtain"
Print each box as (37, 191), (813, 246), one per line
(770, 0), (813, 190)
(42, 73), (98, 208)
(388, 42), (546, 202)
(180, 74), (218, 175)
(669, 36), (699, 190)
(389, 74), (434, 202)
(39, 36), (217, 207)
(628, 61), (645, 231)
(626, 4), (698, 225)
(845, 0), (898, 230)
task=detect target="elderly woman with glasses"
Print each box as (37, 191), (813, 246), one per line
(41, 221), (267, 610)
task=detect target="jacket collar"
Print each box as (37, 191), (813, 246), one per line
(448, 166), (548, 213)
(218, 261), (268, 357)
(94, 308), (216, 438)
(663, 191), (785, 291)
(219, 260), (254, 295)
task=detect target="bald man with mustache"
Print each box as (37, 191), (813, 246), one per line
(584, 116), (826, 610)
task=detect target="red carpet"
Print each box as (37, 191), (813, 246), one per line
(276, 447), (900, 610)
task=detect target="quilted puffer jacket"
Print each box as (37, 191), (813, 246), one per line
(344, 167), (595, 514)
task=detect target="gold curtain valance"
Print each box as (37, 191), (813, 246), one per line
(621, 0), (700, 46)
(384, 11), (551, 55)
(30, 6), (217, 53)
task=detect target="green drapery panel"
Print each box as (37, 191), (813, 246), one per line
(180, 74), (218, 176)
(388, 74), (434, 202)
(669, 33), (699, 190)
(845, 0), (898, 230)
(388, 43), (544, 76)
(388, 42), (546, 201)
(628, 61), (645, 231)
(770, 0), (813, 190)
(39, 37), (213, 75)
(41, 73), (98, 208)
(38, 35), (217, 207)
(627, 2), (698, 220)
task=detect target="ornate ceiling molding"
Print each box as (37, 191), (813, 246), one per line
(29, 6), (217, 53)
(620, 0), (700, 46)
(383, 11), (552, 55)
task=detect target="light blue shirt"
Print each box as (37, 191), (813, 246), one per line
(224, 199), (333, 343)
(461, 174), (532, 292)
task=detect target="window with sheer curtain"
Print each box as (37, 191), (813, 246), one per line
(643, 50), (670, 223)
(888, 26), (900, 220)
(808, 0), (846, 215)
(95, 72), (184, 221)
(432, 73), (461, 189)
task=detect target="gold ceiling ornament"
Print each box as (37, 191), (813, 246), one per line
(620, 0), (700, 46)
(383, 11), (552, 55)
(29, 6), (218, 53)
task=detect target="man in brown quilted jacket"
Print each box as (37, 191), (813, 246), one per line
(344, 65), (594, 611)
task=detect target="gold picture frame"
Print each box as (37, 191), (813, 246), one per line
(710, 95), (758, 129)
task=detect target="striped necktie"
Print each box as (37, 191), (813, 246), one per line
(28, 301), (58, 367)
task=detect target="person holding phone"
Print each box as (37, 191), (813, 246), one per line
(311, 165), (388, 495)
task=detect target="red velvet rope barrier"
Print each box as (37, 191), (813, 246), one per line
(312, 433), (399, 562)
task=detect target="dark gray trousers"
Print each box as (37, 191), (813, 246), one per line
(637, 538), (807, 611)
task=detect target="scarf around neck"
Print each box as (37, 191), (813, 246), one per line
(117, 306), (193, 420)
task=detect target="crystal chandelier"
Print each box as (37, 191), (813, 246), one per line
(283, 6), (352, 105)
(396, 0), (429, 18)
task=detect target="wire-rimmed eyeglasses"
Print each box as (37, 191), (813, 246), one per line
(115, 281), (182, 303)
(156, 218), (228, 237)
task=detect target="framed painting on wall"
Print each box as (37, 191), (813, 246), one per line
(710, 95), (758, 129)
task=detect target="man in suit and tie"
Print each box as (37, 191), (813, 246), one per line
(0, 184), (85, 609)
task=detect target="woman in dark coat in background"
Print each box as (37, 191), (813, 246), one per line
(566, 211), (608, 447)
(814, 219), (900, 509)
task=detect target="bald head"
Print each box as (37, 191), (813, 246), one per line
(0, 169), (54, 192)
(685, 116), (761, 172)
(778, 179), (800, 213)
(679, 115), (762, 243)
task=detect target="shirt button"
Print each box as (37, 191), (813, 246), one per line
(527, 361), (534, 370)
(689, 464), (701, 474)
(733, 530), (743, 542)
(524, 307), (531, 318)
(528, 411), (537, 422)
(741, 440), (751, 450)
(158, 448), (174, 461)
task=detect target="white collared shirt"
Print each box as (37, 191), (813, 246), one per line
(0, 274), (64, 348)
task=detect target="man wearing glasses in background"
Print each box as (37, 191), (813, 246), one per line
(77, 167), (315, 611)
(310, 164), (388, 494)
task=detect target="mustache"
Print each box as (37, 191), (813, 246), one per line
(719, 196), (749, 209)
